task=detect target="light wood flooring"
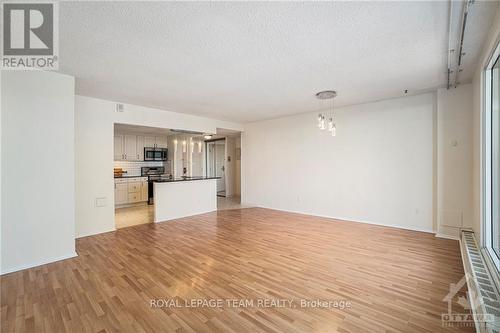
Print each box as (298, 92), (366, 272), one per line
(1, 208), (472, 333)
(115, 204), (154, 229)
(115, 197), (251, 229)
(217, 196), (251, 211)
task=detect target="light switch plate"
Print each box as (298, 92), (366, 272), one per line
(95, 197), (107, 207)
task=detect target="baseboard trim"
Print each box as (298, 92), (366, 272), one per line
(155, 209), (218, 223)
(76, 227), (116, 239)
(435, 233), (460, 240)
(1, 251), (78, 275)
(247, 204), (436, 234)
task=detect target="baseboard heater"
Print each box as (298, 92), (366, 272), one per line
(460, 229), (500, 333)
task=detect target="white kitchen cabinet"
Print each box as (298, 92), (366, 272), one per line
(115, 133), (168, 161)
(114, 182), (128, 205)
(128, 181), (141, 193)
(141, 179), (148, 201)
(115, 178), (148, 205)
(136, 136), (145, 161)
(156, 136), (168, 148)
(114, 135), (124, 160)
(128, 192), (142, 203)
(144, 136), (167, 148)
(124, 135), (138, 160)
(144, 136), (156, 148)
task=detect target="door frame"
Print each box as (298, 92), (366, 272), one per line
(205, 138), (226, 197)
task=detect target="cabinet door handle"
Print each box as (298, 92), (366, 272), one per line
(125, 154), (127, 159)
(137, 154), (139, 159)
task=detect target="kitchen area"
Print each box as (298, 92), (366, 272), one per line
(113, 124), (242, 229)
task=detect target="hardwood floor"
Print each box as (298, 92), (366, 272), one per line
(1, 208), (472, 333)
(115, 204), (154, 229)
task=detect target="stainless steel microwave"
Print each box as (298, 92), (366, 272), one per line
(144, 147), (167, 161)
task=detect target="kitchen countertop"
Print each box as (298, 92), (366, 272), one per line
(152, 176), (220, 183)
(114, 175), (146, 179)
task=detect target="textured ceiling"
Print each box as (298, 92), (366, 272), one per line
(59, 1), (498, 123)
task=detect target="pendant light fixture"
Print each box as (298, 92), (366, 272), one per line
(316, 90), (337, 137)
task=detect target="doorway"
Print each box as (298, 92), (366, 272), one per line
(206, 138), (226, 197)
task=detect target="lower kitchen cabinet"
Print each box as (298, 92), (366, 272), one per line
(141, 180), (148, 201)
(115, 177), (149, 206)
(128, 192), (142, 203)
(115, 182), (128, 205)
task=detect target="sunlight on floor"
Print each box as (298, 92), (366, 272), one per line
(217, 196), (251, 210)
(115, 204), (154, 229)
(115, 196), (252, 229)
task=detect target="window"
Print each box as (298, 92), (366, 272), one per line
(484, 41), (500, 271)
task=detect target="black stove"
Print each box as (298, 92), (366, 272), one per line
(142, 167), (170, 205)
(141, 166), (165, 177)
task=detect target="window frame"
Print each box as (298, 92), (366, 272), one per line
(483, 39), (500, 273)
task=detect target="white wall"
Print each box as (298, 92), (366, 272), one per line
(1, 71), (76, 274)
(242, 93), (436, 232)
(234, 136), (241, 196)
(472, 5), (500, 243)
(75, 95), (242, 238)
(225, 136), (236, 197)
(437, 84), (473, 238)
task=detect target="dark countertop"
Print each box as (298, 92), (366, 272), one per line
(114, 175), (145, 179)
(152, 176), (220, 183)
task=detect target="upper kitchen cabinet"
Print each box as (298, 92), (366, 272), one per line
(124, 135), (138, 160)
(114, 133), (168, 161)
(144, 136), (156, 148)
(156, 136), (168, 148)
(144, 136), (168, 148)
(114, 135), (124, 160)
(136, 136), (145, 161)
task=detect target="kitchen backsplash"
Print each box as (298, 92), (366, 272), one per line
(114, 161), (171, 176)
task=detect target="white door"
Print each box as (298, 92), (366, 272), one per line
(124, 135), (137, 160)
(114, 135), (124, 160)
(136, 136), (145, 161)
(115, 183), (128, 205)
(156, 136), (168, 148)
(144, 136), (156, 148)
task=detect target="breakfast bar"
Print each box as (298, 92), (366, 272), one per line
(152, 176), (219, 222)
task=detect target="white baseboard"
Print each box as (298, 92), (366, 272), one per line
(76, 227), (116, 239)
(435, 233), (459, 240)
(155, 209), (217, 223)
(246, 204), (436, 234)
(1, 251), (78, 275)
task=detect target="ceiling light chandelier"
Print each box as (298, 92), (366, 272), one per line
(316, 90), (337, 137)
